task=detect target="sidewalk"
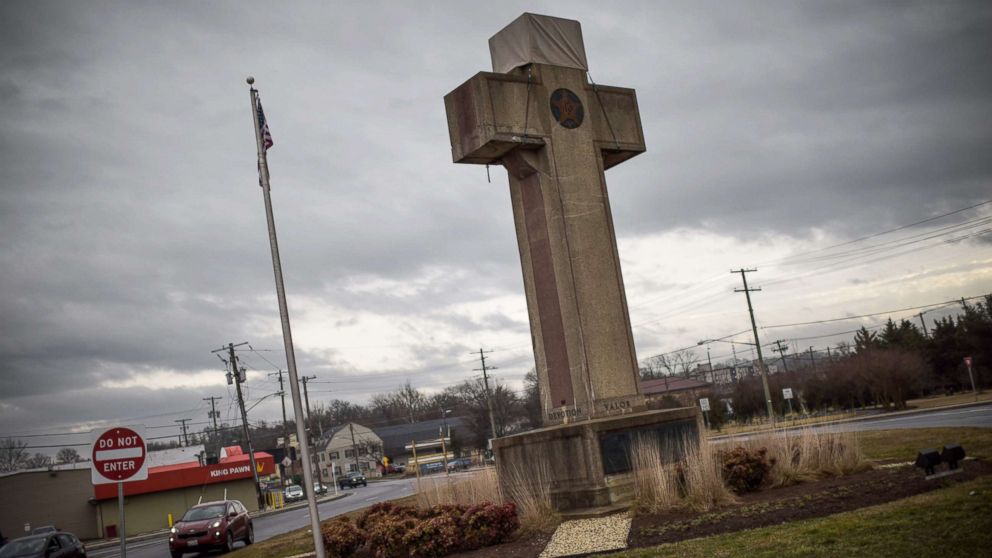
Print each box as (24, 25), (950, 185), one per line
(85, 492), (350, 550)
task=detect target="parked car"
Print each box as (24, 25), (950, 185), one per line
(420, 462), (444, 475)
(168, 500), (253, 557)
(284, 485), (305, 502)
(446, 457), (472, 472)
(0, 532), (86, 558)
(313, 482), (328, 495)
(29, 526), (57, 536)
(338, 472), (367, 489)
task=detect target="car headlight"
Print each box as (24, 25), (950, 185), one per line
(211, 520), (221, 528)
(170, 527), (177, 534)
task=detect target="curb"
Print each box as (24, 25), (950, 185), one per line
(85, 493), (350, 550)
(709, 399), (991, 442)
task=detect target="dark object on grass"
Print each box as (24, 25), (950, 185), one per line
(914, 448), (942, 475)
(941, 444), (966, 469)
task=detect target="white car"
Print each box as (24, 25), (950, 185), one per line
(284, 485), (304, 502)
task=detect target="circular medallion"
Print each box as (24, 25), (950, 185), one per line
(549, 88), (584, 129)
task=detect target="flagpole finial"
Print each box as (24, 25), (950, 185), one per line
(246, 76), (255, 85)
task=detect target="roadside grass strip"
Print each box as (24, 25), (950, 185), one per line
(609, 475), (992, 558)
(539, 513), (631, 557)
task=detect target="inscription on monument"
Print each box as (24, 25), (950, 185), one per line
(547, 407), (586, 422)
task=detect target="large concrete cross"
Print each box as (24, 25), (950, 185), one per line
(445, 14), (647, 426)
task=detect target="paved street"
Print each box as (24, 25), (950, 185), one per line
(88, 477), (417, 558)
(817, 403), (992, 432)
(716, 402), (992, 444)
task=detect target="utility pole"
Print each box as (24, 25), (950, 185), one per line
(175, 418), (191, 447)
(300, 375), (318, 435)
(732, 268), (774, 422)
(773, 340), (791, 374)
(730, 343), (739, 381)
(213, 342), (264, 510)
(916, 312), (930, 338)
(268, 369), (290, 471)
(473, 348), (499, 442)
(348, 423), (361, 472)
(203, 397), (222, 436)
(299, 375), (323, 486)
(808, 347), (817, 372)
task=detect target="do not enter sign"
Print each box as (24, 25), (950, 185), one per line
(91, 425), (148, 484)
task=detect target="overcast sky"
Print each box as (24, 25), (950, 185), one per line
(1, 1), (990, 452)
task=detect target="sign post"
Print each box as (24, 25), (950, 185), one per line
(782, 388), (794, 415)
(91, 425), (148, 558)
(964, 356), (977, 395)
(698, 398), (710, 429)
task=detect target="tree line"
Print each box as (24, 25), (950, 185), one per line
(720, 295), (991, 422)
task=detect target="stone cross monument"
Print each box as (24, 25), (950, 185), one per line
(445, 13), (701, 513)
(445, 13), (648, 426)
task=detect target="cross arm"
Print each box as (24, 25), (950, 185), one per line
(444, 71), (545, 165)
(585, 83), (646, 169)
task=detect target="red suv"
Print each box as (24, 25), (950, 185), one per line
(168, 500), (253, 557)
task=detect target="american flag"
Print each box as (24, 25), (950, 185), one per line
(257, 99), (273, 151)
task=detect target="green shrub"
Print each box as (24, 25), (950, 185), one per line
(404, 515), (461, 557)
(720, 446), (774, 493)
(462, 502), (519, 549)
(366, 516), (418, 558)
(320, 517), (365, 558)
(348, 501), (520, 558)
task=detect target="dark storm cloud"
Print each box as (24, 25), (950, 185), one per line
(1, 1), (989, 435)
(599, 1), (992, 239)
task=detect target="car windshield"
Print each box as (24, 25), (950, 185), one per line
(181, 504), (226, 521)
(287, 486), (302, 493)
(0, 537), (47, 557)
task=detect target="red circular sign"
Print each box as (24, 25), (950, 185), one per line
(92, 427), (147, 482)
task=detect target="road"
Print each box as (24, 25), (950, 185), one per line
(823, 403), (992, 431)
(715, 402), (992, 443)
(88, 477), (417, 558)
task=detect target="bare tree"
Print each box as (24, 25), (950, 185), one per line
(646, 349), (699, 378)
(25, 452), (51, 469)
(0, 437), (29, 472)
(56, 447), (82, 464)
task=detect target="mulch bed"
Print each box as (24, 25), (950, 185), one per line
(457, 459), (991, 557)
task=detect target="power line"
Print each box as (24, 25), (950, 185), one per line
(762, 295), (985, 329)
(767, 199), (992, 264)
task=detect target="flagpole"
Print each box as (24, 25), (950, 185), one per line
(247, 76), (326, 558)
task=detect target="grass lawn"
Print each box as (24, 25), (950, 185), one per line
(611, 474), (992, 558)
(906, 391), (992, 409)
(858, 427), (992, 461)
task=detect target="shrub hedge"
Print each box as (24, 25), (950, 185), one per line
(720, 446), (774, 493)
(324, 501), (519, 558)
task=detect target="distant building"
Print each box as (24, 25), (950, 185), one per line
(0, 446), (274, 540)
(373, 416), (468, 470)
(639, 376), (712, 408)
(315, 423), (383, 481)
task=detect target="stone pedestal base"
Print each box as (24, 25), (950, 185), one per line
(493, 406), (701, 512)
